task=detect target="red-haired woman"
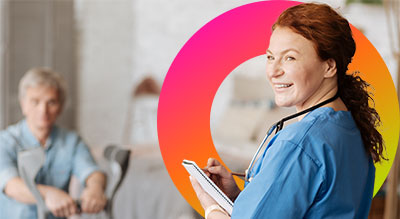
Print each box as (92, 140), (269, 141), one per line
(190, 3), (384, 219)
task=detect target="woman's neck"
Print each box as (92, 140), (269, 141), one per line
(296, 89), (348, 121)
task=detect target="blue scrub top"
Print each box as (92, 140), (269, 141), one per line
(232, 107), (375, 219)
(0, 120), (100, 219)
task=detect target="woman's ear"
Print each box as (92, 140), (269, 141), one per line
(324, 58), (337, 78)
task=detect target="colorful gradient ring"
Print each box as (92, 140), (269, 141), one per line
(157, 0), (399, 216)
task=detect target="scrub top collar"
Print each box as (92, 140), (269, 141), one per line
(245, 107), (353, 184)
(301, 107), (355, 128)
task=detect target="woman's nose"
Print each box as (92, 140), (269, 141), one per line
(267, 61), (284, 78)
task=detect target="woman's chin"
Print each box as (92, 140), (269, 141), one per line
(274, 99), (293, 108)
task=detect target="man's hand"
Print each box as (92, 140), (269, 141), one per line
(204, 158), (241, 201)
(80, 184), (107, 213)
(43, 186), (78, 217)
(80, 171), (107, 213)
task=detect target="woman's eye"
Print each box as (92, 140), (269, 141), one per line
(267, 55), (274, 61)
(286, 56), (295, 61)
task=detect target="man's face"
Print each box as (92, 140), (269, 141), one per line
(20, 85), (62, 131)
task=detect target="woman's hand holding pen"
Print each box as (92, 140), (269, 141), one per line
(203, 158), (241, 202)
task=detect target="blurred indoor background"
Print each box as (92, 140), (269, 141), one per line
(0, 0), (398, 218)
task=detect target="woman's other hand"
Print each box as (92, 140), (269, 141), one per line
(190, 176), (230, 219)
(190, 176), (217, 209)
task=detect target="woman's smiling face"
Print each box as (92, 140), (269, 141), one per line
(266, 26), (332, 111)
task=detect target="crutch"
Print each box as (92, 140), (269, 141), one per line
(17, 147), (49, 219)
(103, 145), (131, 219)
(18, 145), (131, 219)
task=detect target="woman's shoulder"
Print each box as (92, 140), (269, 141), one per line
(278, 107), (357, 141)
(275, 107), (363, 164)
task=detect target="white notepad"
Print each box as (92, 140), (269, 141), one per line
(182, 159), (233, 215)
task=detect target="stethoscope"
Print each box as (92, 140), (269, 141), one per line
(243, 93), (340, 183)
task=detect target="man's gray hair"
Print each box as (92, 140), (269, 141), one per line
(18, 67), (67, 105)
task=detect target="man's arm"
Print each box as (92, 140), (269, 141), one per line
(80, 171), (107, 213)
(4, 177), (79, 217)
(86, 171), (107, 190)
(4, 177), (43, 203)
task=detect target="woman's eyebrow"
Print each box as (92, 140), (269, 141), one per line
(266, 48), (300, 55)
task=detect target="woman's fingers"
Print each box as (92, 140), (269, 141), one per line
(207, 158), (221, 168)
(190, 176), (202, 195)
(208, 163), (231, 178)
(189, 176), (218, 209)
(190, 176), (211, 202)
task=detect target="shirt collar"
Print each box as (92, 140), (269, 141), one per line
(20, 119), (57, 150)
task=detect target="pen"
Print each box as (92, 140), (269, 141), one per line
(231, 172), (245, 177)
(202, 168), (245, 178)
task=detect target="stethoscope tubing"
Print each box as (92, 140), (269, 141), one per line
(244, 93), (340, 183)
(244, 124), (276, 182)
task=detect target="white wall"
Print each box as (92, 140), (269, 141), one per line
(73, 0), (397, 148)
(344, 3), (398, 84)
(131, 0), (268, 84)
(0, 0), (76, 129)
(74, 0), (133, 147)
(0, 0), (8, 129)
(74, 0), (269, 147)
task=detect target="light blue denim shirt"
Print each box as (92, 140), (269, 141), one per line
(0, 120), (100, 219)
(232, 107), (375, 219)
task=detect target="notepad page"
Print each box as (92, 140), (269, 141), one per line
(182, 160), (233, 215)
